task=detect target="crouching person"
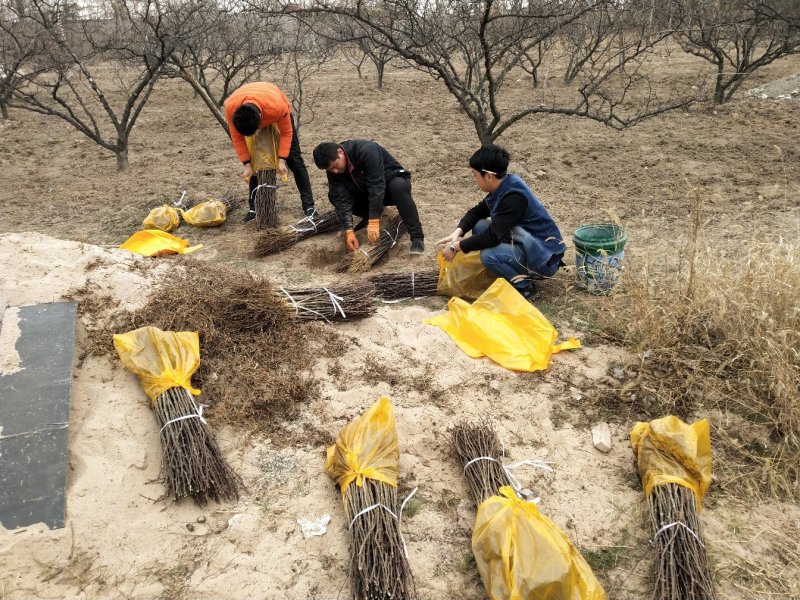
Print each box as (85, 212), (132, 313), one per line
(312, 140), (425, 254)
(437, 144), (565, 300)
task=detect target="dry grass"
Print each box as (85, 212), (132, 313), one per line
(589, 192), (799, 500)
(72, 260), (317, 430)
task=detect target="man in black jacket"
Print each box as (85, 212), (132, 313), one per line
(312, 140), (425, 254)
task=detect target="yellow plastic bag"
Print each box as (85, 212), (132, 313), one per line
(325, 396), (399, 496)
(245, 124), (281, 172)
(473, 486), (606, 600)
(437, 250), (497, 300)
(630, 416), (712, 509)
(181, 199), (227, 227)
(119, 230), (203, 257)
(426, 278), (580, 372)
(112, 326), (201, 404)
(143, 205), (181, 232)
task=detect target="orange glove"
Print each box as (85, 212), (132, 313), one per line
(367, 219), (381, 244)
(345, 229), (360, 252)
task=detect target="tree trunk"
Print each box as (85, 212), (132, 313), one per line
(376, 62), (385, 90)
(0, 102), (9, 120)
(115, 145), (129, 171)
(714, 62), (725, 104)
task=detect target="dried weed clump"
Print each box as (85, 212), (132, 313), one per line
(82, 260), (317, 429)
(592, 231), (799, 500)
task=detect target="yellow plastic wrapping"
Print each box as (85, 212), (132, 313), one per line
(426, 278), (580, 372)
(630, 416), (712, 510)
(112, 326), (201, 404)
(245, 123), (281, 172)
(119, 230), (203, 257)
(180, 199), (227, 227)
(143, 205), (181, 232)
(325, 396), (399, 496)
(473, 486), (606, 600)
(437, 250), (497, 300)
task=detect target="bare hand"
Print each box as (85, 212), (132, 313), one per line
(277, 158), (289, 180)
(435, 228), (462, 249)
(242, 163), (253, 181)
(442, 244), (458, 262)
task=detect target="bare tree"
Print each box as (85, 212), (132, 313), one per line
(290, 0), (694, 144)
(2, 0), (203, 169)
(674, 0), (800, 104)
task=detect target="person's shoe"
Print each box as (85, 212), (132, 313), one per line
(304, 207), (317, 218)
(241, 210), (256, 223)
(519, 283), (540, 302)
(410, 239), (425, 254)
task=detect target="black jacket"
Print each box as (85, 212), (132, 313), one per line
(326, 140), (407, 229)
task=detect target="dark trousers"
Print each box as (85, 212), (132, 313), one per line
(351, 175), (424, 240)
(248, 115), (314, 214)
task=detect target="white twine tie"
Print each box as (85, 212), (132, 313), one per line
(323, 287), (347, 319)
(652, 521), (704, 547)
(348, 487), (418, 558)
(289, 213), (319, 234)
(383, 225), (400, 248)
(462, 455), (554, 493)
(279, 287), (330, 323)
(160, 402), (207, 433)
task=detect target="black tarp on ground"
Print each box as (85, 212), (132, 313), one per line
(0, 301), (77, 530)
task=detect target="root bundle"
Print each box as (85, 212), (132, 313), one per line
(154, 387), (241, 505)
(254, 170), (278, 229)
(451, 421), (514, 505)
(337, 214), (408, 273)
(251, 209), (340, 258)
(277, 282), (376, 322)
(368, 269), (439, 301)
(648, 484), (716, 600)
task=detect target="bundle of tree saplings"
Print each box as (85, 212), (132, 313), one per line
(367, 269), (439, 301)
(337, 213), (408, 273)
(251, 209), (340, 258)
(451, 421), (606, 600)
(113, 326), (240, 505)
(631, 417), (716, 600)
(277, 282), (376, 322)
(253, 169), (279, 229)
(326, 397), (416, 600)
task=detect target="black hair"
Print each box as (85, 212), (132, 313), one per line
(313, 142), (342, 169)
(232, 103), (261, 136)
(469, 144), (510, 177)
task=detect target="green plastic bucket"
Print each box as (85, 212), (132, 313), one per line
(573, 223), (627, 294)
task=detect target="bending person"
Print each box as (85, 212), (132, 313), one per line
(224, 81), (314, 222)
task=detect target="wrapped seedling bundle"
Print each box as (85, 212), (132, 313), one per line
(630, 416), (716, 600)
(452, 421), (605, 600)
(113, 326), (240, 505)
(326, 397), (416, 599)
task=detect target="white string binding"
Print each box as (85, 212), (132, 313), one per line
(279, 287), (330, 323)
(289, 214), (319, 234)
(383, 225), (400, 248)
(652, 521), (704, 547)
(348, 487), (418, 558)
(160, 402), (207, 432)
(322, 288), (347, 319)
(463, 455), (554, 492)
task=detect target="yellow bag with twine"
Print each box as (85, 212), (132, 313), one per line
(180, 199), (227, 227)
(325, 396), (399, 496)
(112, 326), (201, 403)
(630, 416), (712, 509)
(426, 278), (580, 372)
(245, 124), (281, 172)
(143, 205), (181, 232)
(437, 250), (497, 300)
(473, 486), (606, 600)
(119, 229), (202, 257)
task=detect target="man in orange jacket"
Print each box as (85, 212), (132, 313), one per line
(224, 82), (315, 222)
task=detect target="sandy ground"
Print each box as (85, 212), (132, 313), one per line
(1, 51), (799, 600)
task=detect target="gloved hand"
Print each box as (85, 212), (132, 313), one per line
(345, 229), (360, 252)
(367, 219), (381, 244)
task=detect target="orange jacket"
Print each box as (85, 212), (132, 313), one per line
(224, 82), (293, 162)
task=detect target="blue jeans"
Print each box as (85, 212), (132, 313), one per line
(474, 219), (561, 291)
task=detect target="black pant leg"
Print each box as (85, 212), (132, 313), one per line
(248, 175), (257, 211)
(285, 115), (315, 214)
(384, 175), (424, 240)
